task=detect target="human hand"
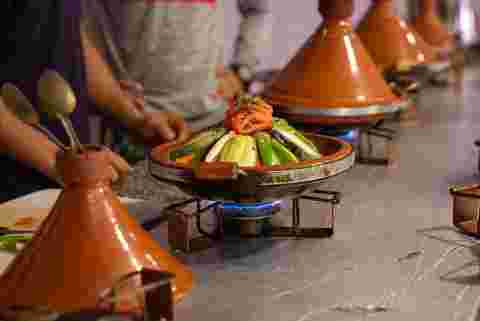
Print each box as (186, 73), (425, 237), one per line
(248, 69), (281, 95)
(138, 111), (191, 147)
(119, 80), (192, 146)
(217, 65), (244, 99)
(54, 146), (132, 187)
(103, 146), (133, 184)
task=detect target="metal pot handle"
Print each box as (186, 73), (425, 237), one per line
(449, 183), (480, 196)
(97, 269), (175, 321)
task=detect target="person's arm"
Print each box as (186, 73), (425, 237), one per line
(81, 26), (190, 144)
(232, 0), (274, 83)
(0, 98), (61, 184)
(0, 97), (132, 185)
(81, 26), (146, 131)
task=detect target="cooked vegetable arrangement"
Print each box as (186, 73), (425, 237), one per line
(171, 95), (323, 167)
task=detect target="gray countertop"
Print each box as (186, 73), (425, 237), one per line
(115, 63), (480, 321)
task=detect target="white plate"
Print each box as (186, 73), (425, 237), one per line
(0, 189), (140, 231)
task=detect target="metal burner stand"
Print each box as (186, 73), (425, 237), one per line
(143, 190), (340, 253)
(294, 119), (396, 166)
(357, 120), (396, 166)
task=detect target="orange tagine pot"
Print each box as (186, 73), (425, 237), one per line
(263, 0), (404, 125)
(356, 0), (438, 71)
(0, 147), (194, 313)
(412, 0), (455, 53)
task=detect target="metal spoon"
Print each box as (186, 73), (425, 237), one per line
(1, 83), (66, 150)
(37, 70), (84, 153)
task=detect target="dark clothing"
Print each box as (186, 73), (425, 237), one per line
(2, 0), (90, 143)
(0, 158), (60, 204)
(0, 0), (90, 202)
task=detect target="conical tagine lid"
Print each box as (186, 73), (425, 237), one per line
(356, 0), (438, 71)
(412, 0), (454, 51)
(0, 148), (194, 312)
(263, 0), (404, 125)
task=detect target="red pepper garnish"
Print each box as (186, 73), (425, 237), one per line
(225, 95), (273, 135)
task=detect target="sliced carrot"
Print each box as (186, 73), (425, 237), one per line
(225, 95), (274, 135)
(175, 154), (194, 165)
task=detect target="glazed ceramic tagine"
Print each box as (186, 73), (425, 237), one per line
(0, 147), (194, 313)
(412, 0), (455, 54)
(263, 0), (404, 126)
(356, 0), (438, 72)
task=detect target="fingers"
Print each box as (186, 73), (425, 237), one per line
(103, 147), (132, 183)
(134, 97), (146, 111)
(148, 113), (176, 142)
(119, 79), (144, 97)
(108, 165), (120, 183)
(167, 112), (191, 143)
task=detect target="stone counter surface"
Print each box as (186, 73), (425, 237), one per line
(170, 65), (480, 321)
(3, 65), (480, 320)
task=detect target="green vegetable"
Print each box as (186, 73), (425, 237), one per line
(241, 135), (258, 167)
(271, 138), (299, 164)
(171, 127), (227, 160)
(219, 135), (257, 167)
(272, 119), (321, 160)
(0, 234), (33, 252)
(205, 131), (236, 162)
(255, 132), (280, 166)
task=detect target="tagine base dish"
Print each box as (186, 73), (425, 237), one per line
(149, 134), (354, 203)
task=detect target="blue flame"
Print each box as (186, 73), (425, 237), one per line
(336, 129), (357, 142)
(215, 200), (284, 218)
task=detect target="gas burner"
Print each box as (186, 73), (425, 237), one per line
(215, 200), (285, 219)
(218, 201), (285, 238)
(308, 127), (359, 144)
(142, 190), (340, 253)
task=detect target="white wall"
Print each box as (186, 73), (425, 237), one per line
(223, 0), (374, 70)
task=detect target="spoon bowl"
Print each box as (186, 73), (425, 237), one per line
(37, 70), (83, 153)
(37, 70), (76, 118)
(1, 83), (66, 150)
(1, 83), (39, 125)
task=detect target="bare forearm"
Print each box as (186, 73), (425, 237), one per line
(81, 28), (145, 130)
(0, 100), (61, 183)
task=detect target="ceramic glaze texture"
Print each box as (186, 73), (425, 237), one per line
(263, 0), (402, 125)
(412, 0), (454, 51)
(0, 149), (193, 312)
(356, 0), (438, 71)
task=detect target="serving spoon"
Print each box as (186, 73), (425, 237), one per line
(1, 83), (66, 150)
(37, 70), (84, 153)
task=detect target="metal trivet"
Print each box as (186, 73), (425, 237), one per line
(142, 190), (340, 253)
(293, 119), (396, 166)
(357, 120), (396, 166)
(474, 140), (480, 173)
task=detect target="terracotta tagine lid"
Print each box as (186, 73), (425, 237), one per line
(412, 0), (454, 52)
(263, 0), (403, 125)
(0, 147), (194, 312)
(356, 0), (438, 71)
